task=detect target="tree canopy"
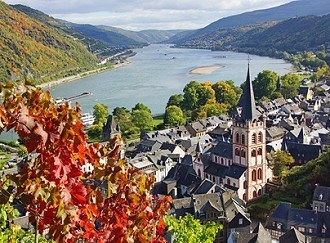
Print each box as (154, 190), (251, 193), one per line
(0, 82), (170, 242)
(165, 214), (222, 243)
(164, 105), (185, 126)
(253, 70), (278, 100)
(93, 103), (109, 125)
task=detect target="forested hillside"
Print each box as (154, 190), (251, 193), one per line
(0, 1), (98, 84)
(168, 0), (330, 44)
(176, 15), (330, 59)
(11, 4), (114, 58)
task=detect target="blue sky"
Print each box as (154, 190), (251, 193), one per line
(4, 0), (294, 30)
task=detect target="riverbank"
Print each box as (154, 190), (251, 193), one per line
(37, 61), (130, 89)
(189, 65), (224, 75)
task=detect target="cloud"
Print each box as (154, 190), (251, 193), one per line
(4, 0), (293, 30)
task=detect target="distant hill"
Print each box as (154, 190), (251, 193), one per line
(0, 2), (98, 83)
(11, 4), (111, 57)
(177, 15), (330, 57)
(169, 0), (330, 44)
(63, 22), (146, 48)
(97, 26), (180, 44)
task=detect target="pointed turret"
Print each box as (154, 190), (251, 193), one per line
(195, 141), (202, 154)
(238, 64), (257, 122)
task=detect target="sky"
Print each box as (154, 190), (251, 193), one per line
(3, 0), (295, 30)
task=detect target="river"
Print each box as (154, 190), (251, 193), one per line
(48, 44), (293, 115)
(0, 44), (294, 141)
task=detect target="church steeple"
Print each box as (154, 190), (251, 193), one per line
(239, 64), (257, 122)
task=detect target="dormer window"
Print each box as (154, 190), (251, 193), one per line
(239, 218), (243, 225)
(322, 224), (326, 234)
(319, 194), (323, 200)
(277, 223), (282, 230)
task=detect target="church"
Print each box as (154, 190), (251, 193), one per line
(193, 65), (273, 201)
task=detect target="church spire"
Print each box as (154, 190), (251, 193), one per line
(276, 76), (281, 92)
(239, 64), (257, 122)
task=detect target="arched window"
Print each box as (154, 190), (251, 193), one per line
(253, 191), (257, 198)
(258, 148), (262, 156)
(221, 158), (224, 164)
(252, 133), (256, 144)
(258, 132), (263, 143)
(241, 149), (246, 158)
(235, 148), (240, 156)
(252, 170), (256, 181)
(198, 169), (201, 178)
(241, 134), (245, 145)
(258, 189), (262, 196)
(243, 194), (247, 201)
(257, 168), (262, 180)
(227, 178), (231, 185)
(236, 133), (240, 143)
(243, 181), (247, 189)
(251, 149), (257, 157)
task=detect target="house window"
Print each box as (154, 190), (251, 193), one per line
(243, 181), (247, 189)
(221, 158), (224, 164)
(241, 134), (245, 145)
(257, 148), (262, 156)
(277, 223), (282, 230)
(233, 183), (236, 187)
(227, 178), (231, 185)
(239, 218), (243, 225)
(243, 194), (247, 201)
(251, 149), (256, 157)
(241, 149), (246, 158)
(308, 228), (313, 233)
(236, 133), (240, 143)
(252, 133), (256, 144)
(253, 191), (257, 198)
(235, 148), (240, 156)
(272, 221), (276, 227)
(298, 226), (305, 232)
(258, 132), (263, 143)
(252, 170), (256, 181)
(257, 168), (262, 180)
(198, 169), (201, 178)
(258, 189), (262, 196)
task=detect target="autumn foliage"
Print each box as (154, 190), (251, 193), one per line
(0, 82), (170, 242)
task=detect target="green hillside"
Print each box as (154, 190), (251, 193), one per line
(0, 1), (98, 84)
(169, 0), (330, 45)
(11, 4), (114, 58)
(176, 15), (330, 60)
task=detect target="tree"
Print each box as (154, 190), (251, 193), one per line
(113, 107), (138, 138)
(131, 109), (154, 131)
(87, 123), (103, 140)
(202, 102), (230, 117)
(0, 83), (170, 242)
(132, 102), (151, 113)
(167, 94), (184, 108)
(212, 80), (239, 108)
(165, 214), (222, 243)
(280, 73), (301, 98)
(197, 82), (215, 107)
(93, 103), (109, 125)
(253, 70), (278, 100)
(182, 81), (202, 110)
(164, 106), (185, 126)
(268, 150), (294, 181)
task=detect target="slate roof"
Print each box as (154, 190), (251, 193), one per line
(207, 140), (233, 159)
(284, 141), (321, 163)
(193, 179), (219, 195)
(165, 163), (201, 188)
(313, 185), (330, 203)
(288, 208), (318, 228)
(226, 164), (247, 179)
(238, 65), (258, 122)
(204, 162), (228, 177)
(193, 193), (224, 214)
(279, 228), (306, 243)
